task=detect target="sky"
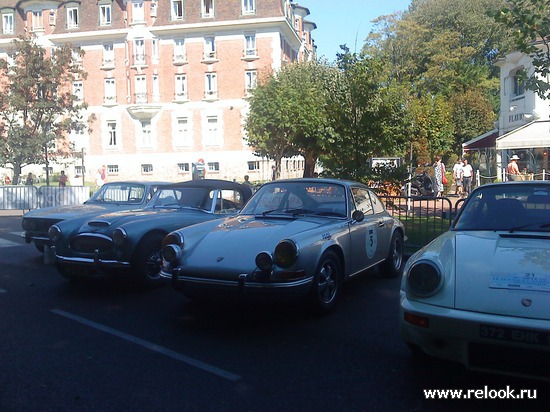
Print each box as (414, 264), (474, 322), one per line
(307, 0), (412, 61)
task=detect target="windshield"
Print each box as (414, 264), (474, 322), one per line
(241, 181), (348, 218)
(150, 186), (246, 214)
(88, 183), (146, 204)
(453, 184), (550, 231)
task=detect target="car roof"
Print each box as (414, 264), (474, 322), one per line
(159, 179), (249, 190)
(262, 178), (367, 188)
(102, 181), (169, 186)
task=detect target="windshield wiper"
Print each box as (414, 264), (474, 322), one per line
(509, 221), (550, 232)
(283, 208), (317, 216)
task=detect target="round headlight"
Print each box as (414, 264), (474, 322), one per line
(255, 252), (273, 272)
(162, 244), (181, 263)
(407, 261), (442, 297)
(112, 228), (127, 246)
(48, 225), (62, 242)
(162, 232), (184, 249)
(273, 239), (298, 268)
(22, 219), (31, 230)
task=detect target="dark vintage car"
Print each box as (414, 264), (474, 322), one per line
(400, 181), (550, 381)
(161, 178), (406, 313)
(22, 181), (165, 253)
(49, 179), (253, 286)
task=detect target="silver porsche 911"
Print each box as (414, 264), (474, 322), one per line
(161, 178), (405, 313)
(400, 181), (550, 382)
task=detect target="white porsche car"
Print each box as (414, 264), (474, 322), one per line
(400, 181), (550, 381)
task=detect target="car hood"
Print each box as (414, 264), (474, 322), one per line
(455, 231), (550, 320)
(83, 207), (197, 230)
(182, 215), (334, 271)
(23, 203), (114, 220)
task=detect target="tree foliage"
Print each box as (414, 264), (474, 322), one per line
(493, 0), (550, 99)
(0, 36), (91, 184)
(245, 61), (337, 178)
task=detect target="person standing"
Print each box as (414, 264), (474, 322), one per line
(461, 159), (473, 197)
(25, 173), (34, 185)
(452, 158), (463, 196)
(433, 155), (445, 198)
(59, 171), (68, 187)
(506, 155), (520, 181)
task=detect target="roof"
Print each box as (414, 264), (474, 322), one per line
(496, 121), (550, 150)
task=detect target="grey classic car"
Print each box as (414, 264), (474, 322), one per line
(49, 179), (253, 286)
(161, 178), (405, 313)
(22, 181), (165, 252)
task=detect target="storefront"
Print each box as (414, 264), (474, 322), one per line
(496, 120), (550, 181)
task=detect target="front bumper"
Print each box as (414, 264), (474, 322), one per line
(400, 295), (550, 381)
(161, 268), (314, 301)
(55, 247), (131, 271)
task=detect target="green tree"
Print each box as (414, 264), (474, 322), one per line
(245, 61), (337, 178)
(320, 49), (408, 180)
(494, 0), (550, 99)
(0, 36), (91, 184)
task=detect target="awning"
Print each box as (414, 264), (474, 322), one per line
(496, 121), (550, 150)
(462, 129), (498, 151)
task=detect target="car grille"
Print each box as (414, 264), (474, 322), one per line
(71, 234), (114, 254)
(469, 342), (550, 379)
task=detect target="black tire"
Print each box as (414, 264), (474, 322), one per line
(132, 233), (166, 287)
(380, 231), (404, 278)
(308, 250), (342, 314)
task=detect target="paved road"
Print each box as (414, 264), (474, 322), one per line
(0, 215), (548, 412)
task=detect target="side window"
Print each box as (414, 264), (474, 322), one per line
(351, 187), (374, 215)
(369, 191), (385, 214)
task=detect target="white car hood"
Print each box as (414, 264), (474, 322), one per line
(455, 232), (550, 320)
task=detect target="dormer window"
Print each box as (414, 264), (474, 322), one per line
(2, 10), (14, 34)
(202, 0), (214, 18)
(67, 3), (79, 29)
(512, 69), (526, 99)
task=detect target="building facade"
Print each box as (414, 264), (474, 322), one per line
(463, 44), (550, 181)
(0, 0), (316, 184)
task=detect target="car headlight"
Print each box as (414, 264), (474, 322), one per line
(112, 228), (127, 246)
(273, 239), (298, 268)
(407, 261), (442, 297)
(162, 232), (184, 249)
(163, 244), (181, 264)
(48, 225), (62, 242)
(255, 252), (273, 272)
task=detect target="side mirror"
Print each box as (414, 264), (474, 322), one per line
(352, 210), (364, 222)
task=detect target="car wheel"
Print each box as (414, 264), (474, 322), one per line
(132, 233), (165, 287)
(308, 250), (342, 314)
(380, 231), (404, 278)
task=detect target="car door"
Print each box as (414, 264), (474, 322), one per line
(368, 190), (391, 263)
(349, 186), (381, 274)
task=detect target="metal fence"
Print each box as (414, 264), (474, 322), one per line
(380, 195), (465, 254)
(0, 185), (90, 210)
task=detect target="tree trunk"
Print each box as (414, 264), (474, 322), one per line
(302, 150), (317, 177)
(12, 162), (22, 185)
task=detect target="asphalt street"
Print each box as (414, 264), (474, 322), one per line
(0, 213), (548, 412)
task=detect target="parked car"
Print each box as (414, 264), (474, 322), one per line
(400, 181), (550, 381)
(161, 178), (405, 313)
(22, 181), (166, 253)
(49, 179), (253, 286)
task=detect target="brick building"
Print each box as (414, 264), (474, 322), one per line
(0, 0), (316, 184)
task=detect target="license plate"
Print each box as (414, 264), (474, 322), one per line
(489, 272), (550, 292)
(479, 324), (550, 346)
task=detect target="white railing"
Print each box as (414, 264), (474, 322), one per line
(0, 186), (90, 210)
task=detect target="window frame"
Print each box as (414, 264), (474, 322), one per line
(2, 11), (14, 34)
